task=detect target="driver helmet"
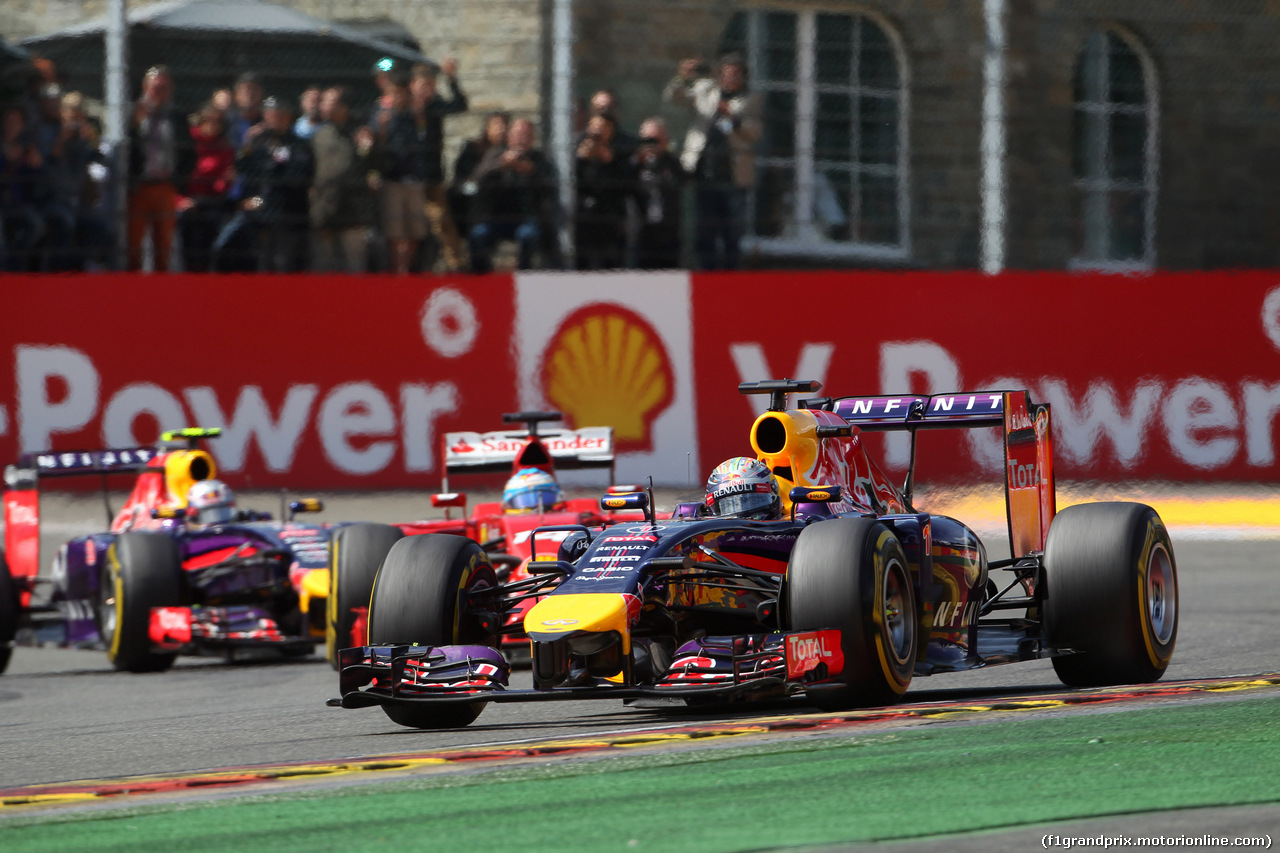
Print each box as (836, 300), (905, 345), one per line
(705, 457), (781, 520)
(502, 467), (562, 513)
(187, 479), (236, 524)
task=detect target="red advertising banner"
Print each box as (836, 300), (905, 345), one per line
(2, 271), (1277, 489)
(1, 274), (518, 489)
(691, 271), (1280, 483)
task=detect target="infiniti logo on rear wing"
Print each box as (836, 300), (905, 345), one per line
(831, 393), (1006, 430)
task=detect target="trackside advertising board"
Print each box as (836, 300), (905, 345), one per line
(1, 271), (1277, 487)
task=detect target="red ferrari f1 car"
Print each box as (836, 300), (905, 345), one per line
(331, 379), (1178, 729)
(324, 412), (645, 667)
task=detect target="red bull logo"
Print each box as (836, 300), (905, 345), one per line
(539, 305), (674, 453)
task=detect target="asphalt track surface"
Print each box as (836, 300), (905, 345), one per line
(2, 486), (1279, 847)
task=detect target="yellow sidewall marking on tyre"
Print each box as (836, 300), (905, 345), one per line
(870, 530), (908, 694)
(453, 551), (491, 643)
(1136, 520), (1172, 669)
(106, 544), (124, 662)
(326, 538), (341, 662)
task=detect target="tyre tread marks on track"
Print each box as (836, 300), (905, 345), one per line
(3, 673), (1278, 811)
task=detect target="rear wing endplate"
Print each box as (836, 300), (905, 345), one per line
(821, 390), (1055, 558)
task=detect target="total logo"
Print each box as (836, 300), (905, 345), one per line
(787, 634), (835, 662)
(785, 630), (845, 680)
(1007, 460), (1041, 489)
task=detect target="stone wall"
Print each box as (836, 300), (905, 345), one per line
(274, 0), (547, 175)
(1004, 1), (1280, 269)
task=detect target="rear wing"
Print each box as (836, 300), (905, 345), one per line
(442, 426), (615, 475)
(8, 446), (163, 481)
(813, 391), (1055, 558)
(825, 392), (1006, 429)
(3, 429), (221, 588)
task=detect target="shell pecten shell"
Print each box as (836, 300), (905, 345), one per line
(541, 304), (674, 451)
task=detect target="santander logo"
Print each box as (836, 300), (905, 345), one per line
(539, 304), (675, 453)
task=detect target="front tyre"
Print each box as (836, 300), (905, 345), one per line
(367, 534), (498, 729)
(99, 533), (183, 673)
(787, 518), (917, 710)
(326, 523), (404, 669)
(1043, 502), (1178, 687)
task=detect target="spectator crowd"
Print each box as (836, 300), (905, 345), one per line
(0, 49), (762, 274)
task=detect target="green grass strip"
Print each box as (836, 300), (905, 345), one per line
(6, 696), (1279, 853)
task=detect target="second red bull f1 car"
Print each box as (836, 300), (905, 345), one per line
(2, 429), (339, 673)
(330, 379), (1178, 729)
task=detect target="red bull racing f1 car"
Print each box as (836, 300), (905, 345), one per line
(1, 429), (338, 673)
(330, 380), (1179, 729)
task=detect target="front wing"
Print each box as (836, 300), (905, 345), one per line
(331, 629), (845, 710)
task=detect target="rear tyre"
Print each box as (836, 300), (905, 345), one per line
(0, 553), (17, 675)
(368, 534), (498, 729)
(99, 533), (183, 673)
(787, 518), (917, 710)
(1043, 502), (1177, 687)
(326, 523), (404, 669)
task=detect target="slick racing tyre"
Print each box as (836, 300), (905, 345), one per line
(1043, 502), (1178, 687)
(326, 523), (404, 669)
(787, 518), (917, 710)
(0, 553), (17, 676)
(99, 532), (183, 673)
(367, 534), (499, 729)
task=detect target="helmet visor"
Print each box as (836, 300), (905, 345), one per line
(713, 491), (775, 519)
(505, 488), (558, 511)
(199, 505), (235, 524)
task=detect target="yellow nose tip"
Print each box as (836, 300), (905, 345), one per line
(525, 593), (632, 651)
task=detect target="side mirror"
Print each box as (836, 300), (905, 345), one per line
(600, 491), (648, 513)
(288, 498), (324, 520)
(432, 491), (467, 521)
(788, 485), (842, 504)
(788, 485), (841, 521)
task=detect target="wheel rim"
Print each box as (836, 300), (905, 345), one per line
(98, 570), (118, 641)
(883, 559), (911, 665)
(1146, 543), (1176, 645)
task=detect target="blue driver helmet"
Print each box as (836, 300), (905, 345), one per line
(502, 468), (563, 512)
(188, 479), (236, 524)
(705, 457), (781, 520)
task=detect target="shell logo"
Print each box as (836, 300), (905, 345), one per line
(540, 304), (675, 452)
